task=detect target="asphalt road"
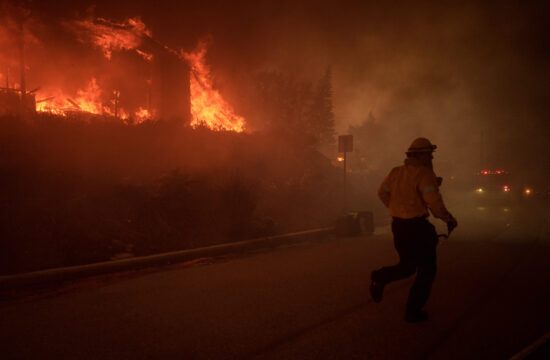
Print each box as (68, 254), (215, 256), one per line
(1, 207), (549, 359)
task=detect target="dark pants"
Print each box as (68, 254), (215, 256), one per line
(372, 216), (438, 314)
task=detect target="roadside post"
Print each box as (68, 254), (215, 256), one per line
(338, 135), (353, 211)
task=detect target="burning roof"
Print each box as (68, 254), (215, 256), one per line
(69, 17), (153, 61)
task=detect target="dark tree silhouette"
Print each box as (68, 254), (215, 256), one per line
(307, 67), (336, 152)
(347, 111), (391, 173)
(254, 68), (336, 152)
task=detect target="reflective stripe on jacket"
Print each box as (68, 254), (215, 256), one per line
(378, 158), (453, 222)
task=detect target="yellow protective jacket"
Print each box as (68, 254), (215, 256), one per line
(378, 158), (453, 222)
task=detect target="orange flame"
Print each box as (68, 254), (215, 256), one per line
(71, 17), (152, 61)
(36, 88), (67, 115)
(36, 78), (126, 118)
(118, 108), (129, 120)
(74, 78), (103, 114)
(134, 106), (151, 123)
(35, 17), (245, 131)
(181, 42), (245, 132)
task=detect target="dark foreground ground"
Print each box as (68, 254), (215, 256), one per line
(1, 204), (549, 359)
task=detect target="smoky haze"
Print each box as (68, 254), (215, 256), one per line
(52, 0), (546, 178)
(10, 1), (550, 164)
(0, 0), (548, 273)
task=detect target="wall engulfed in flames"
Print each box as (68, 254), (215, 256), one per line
(182, 42), (245, 132)
(3, 14), (245, 132)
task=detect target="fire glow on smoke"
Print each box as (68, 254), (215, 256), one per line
(33, 17), (245, 132)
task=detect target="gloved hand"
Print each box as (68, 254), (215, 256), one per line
(447, 216), (458, 234)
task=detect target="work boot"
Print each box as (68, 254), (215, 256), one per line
(405, 310), (429, 323)
(369, 271), (385, 303)
(370, 281), (384, 303)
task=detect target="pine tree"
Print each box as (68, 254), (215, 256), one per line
(348, 111), (390, 173)
(255, 70), (313, 144)
(254, 68), (336, 152)
(308, 67), (336, 151)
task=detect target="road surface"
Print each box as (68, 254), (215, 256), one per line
(1, 207), (549, 359)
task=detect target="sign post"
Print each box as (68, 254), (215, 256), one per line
(338, 135), (353, 211)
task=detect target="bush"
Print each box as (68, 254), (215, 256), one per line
(0, 114), (343, 274)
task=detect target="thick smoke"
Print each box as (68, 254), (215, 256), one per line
(65, 0), (546, 181)
(4, 0), (549, 191)
(1, 0), (548, 274)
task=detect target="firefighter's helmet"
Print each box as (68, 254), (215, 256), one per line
(407, 137), (437, 153)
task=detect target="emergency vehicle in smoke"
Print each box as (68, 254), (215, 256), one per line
(473, 169), (513, 210)
(473, 169), (542, 212)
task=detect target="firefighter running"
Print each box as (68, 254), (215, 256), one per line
(370, 137), (458, 323)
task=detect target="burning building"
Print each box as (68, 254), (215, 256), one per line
(63, 17), (191, 123)
(1, 11), (244, 132)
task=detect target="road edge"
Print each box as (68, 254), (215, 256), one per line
(0, 227), (333, 291)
